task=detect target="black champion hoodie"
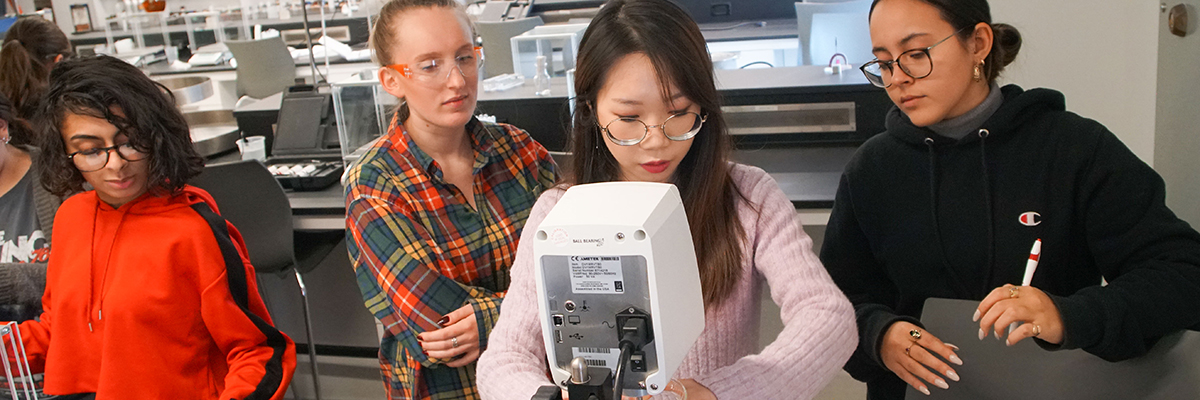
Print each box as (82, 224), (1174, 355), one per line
(821, 85), (1200, 399)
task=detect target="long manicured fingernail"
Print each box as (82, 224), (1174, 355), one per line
(417, 334), (424, 342)
(949, 354), (963, 365)
(994, 329), (1001, 340)
(972, 310), (980, 322)
(933, 378), (949, 390)
(945, 343), (960, 351)
(438, 315), (451, 327)
(978, 328), (986, 340)
(945, 370), (960, 382)
(919, 386), (931, 396)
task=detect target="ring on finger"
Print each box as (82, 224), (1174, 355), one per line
(1032, 324), (1042, 337)
(905, 343), (917, 357)
(1008, 286), (1019, 298)
(909, 329), (922, 341)
(452, 336), (459, 348)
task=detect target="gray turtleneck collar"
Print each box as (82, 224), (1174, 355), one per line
(928, 83), (1003, 141)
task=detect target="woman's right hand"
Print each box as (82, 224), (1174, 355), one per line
(880, 321), (964, 396)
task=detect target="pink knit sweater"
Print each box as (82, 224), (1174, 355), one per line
(476, 164), (857, 400)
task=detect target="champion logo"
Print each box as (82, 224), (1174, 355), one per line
(1019, 212), (1042, 226)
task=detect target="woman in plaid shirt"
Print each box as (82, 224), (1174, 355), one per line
(344, 0), (557, 398)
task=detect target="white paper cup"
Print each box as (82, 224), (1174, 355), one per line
(236, 136), (267, 161)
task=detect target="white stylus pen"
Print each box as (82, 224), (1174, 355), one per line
(1009, 238), (1042, 336)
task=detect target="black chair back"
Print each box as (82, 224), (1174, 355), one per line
(191, 160), (295, 273)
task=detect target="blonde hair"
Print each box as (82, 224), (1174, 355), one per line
(369, 0), (475, 122)
(370, 0), (474, 66)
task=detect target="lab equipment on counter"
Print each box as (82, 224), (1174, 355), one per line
(533, 182), (704, 399)
(265, 85), (344, 191)
(186, 110), (242, 158)
(116, 44), (167, 67)
(1, 322), (40, 400)
(187, 43), (232, 66)
(226, 36), (297, 99)
(331, 76), (395, 168)
(509, 23), (587, 78)
(266, 160), (342, 190)
(476, 16), (544, 78)
(157, 76), (215, 106)
(237, 135), (267, 161)
(482, 73), (526, 92)
(534, 55), (552, 96)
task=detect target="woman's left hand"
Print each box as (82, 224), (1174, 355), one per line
(418, 304), (480, 367)
(975, 284), (1064, 345)
(620, 378), (715, 400)
(648, 379), (715, 400)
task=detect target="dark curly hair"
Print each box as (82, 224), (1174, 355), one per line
(34, 55), (203, 197)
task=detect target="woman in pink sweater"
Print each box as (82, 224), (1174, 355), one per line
(474, 0), (856, 398)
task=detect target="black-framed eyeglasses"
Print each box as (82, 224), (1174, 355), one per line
(860, 27), (970, 88)
(66, 143), (147, 172)
(600, 111), (707, 146)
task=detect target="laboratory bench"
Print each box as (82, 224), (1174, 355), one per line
(188, 62), (883, 224)
(142, 56), (371, 76)
(698, 18), (799, 42)
(68, 9), (373, 50)
(474, 65), (889, 209)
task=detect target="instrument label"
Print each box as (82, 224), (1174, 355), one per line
(569, 256), (624, 294)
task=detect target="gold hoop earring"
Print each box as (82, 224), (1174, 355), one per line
(973, 60), (985, 81)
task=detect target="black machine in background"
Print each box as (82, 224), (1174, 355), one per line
(233, 85), (344, 191)
(671, 0), (797, 24)
(475, 77), (892, 153)
(269, 85), (343, 191)
(477, 0), (534, 21)
(475, 0), (605, 23)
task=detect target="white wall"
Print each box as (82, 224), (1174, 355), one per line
(991, 1), (1160, 165)
(14, 0), (36, 14)
(49, 0), (76, 35)
(1153, 1), (1200, 226)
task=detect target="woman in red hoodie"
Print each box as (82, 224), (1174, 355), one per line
(5, 55), (296, 400)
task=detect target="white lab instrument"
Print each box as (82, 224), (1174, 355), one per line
(533, 182), (705, 397)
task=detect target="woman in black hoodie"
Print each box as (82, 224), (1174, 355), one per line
(821, 0), (1200, 398)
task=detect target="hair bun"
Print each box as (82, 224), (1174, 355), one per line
(991, 23), (1022, 67)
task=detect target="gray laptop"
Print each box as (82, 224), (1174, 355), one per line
(907, 298), (1200, 400)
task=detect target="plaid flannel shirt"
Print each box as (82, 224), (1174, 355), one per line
(345, 116), (557, 399)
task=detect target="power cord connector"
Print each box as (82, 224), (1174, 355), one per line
(613, 308), (653, 400)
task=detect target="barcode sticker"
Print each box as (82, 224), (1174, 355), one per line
(577, 347), (611, 354)
(572, 346), (619, 371)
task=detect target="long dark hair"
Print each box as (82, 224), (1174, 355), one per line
(571, 0), (747, 307)
(870, 0), (1021, 84)
(35, 55), (203, 197)
(0, 91), (31, 146)
(0, 17), (72, 139)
